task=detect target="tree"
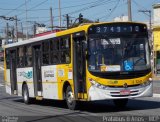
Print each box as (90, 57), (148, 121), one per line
(71, 18), (94, 28)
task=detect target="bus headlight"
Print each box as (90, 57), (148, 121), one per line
(89, 78), (109, 90)
(141, 78), (152, 87)
(149, 78), (152, 82)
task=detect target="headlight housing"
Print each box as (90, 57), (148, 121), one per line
(89, 78), (109, 90)
(140, 78), (152, 87)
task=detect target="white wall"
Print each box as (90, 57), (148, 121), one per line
(153, 4), (160, 26)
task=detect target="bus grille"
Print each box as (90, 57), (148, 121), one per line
(110, 90), (139, 97)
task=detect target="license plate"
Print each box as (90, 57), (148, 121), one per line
(120, 90), (130, 95)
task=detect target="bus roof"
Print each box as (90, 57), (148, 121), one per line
(4, 21), (146, 49)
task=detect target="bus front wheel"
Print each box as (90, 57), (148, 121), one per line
(113, 99), (128, 108)
(66, 86), (78, 110)
(22, 84), (30, 104)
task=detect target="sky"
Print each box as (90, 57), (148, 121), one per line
(0, 0), (160, 36)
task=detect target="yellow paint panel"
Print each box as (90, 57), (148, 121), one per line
(153, 28), (160, 51)
(56, 63), (74, 100)
(78, 93), (88, 99)
(86, 69), (152, 87)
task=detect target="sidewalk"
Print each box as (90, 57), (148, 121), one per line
(152, 74), (160, 97)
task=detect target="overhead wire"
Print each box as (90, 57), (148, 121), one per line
(19, 0), (107, 21)
(132, 0), (147, 10)
(88, 0), (118, 20)
(46, 0), (119, 27)
(132, 0), (152, 19)
(67, 0), (110, 15)
(0, 0), (107, 12)
(16, 0), (49, 17)
(4, 0), (31, 16)
(30, 0), (107, 11)
(35, 0), (112, 25)
(97, 0), (120, 20)
(0, 0), (32, 26)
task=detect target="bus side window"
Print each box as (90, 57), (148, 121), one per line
(50, 39), (60, 64)
(42, 41), (50, 65)
(17, 47), (24, 67)
(59, 37), (71, 64)
(26, 46), (32, 67)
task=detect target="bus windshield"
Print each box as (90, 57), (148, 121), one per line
(88, 34), (151, 72)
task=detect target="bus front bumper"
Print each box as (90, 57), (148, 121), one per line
(88, 82), (153, 101)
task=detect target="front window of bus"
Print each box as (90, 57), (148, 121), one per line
(88, 25), (151, 73)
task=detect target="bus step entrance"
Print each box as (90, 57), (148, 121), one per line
(36, 96), (43, 100)
(78, 93), (87, 100)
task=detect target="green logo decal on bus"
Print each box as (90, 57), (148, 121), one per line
(19, 71), (33, 79)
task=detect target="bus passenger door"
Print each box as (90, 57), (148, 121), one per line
(33, 45), (42, 96)
(73, 31), (86, 99)
(10, 50), (17, 94)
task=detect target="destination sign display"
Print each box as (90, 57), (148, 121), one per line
(88, 23), (147, 34)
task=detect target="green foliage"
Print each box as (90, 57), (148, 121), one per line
(71, 18), (94, 28)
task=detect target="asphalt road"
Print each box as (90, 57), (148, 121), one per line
(0, 68), (160, 122)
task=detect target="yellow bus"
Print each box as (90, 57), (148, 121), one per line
(4, 22), (152, 110)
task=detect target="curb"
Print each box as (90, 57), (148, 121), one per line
(153, 93), (160, 98)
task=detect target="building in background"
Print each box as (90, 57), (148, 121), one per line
(153, 3), (160, 26)
(153, 3), (160, 76)
(113, 15), (129, 22)
(36, 27), (47, 35)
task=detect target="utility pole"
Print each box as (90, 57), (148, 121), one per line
(0, 15), (20, 43)
(138, 10), (152, 29)
(11, 26), (14, 41)
(33, 22), (36, 36)
(128, 0), (132, 21)
(25, 0), (29, 39)
(50, 7), (54, 31)
(58, 0), (62, 28)
(15, 16), (18, 42)
(66, 14), (69, 29)
(21, 22), (24, 39)
(6, 23), (9, 43)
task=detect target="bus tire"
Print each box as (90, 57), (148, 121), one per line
(22, 84), (30, 104)
(113, 99), (128, 108)
(66, 86), (78, 110)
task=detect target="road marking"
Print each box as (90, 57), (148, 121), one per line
(0, 84), (4, 87)
(153, 93), (160, 98)
(0, 67), (4, 70)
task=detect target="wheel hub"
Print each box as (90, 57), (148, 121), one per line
(24, 89), (28, 101)
(67, 91), (74, 104)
